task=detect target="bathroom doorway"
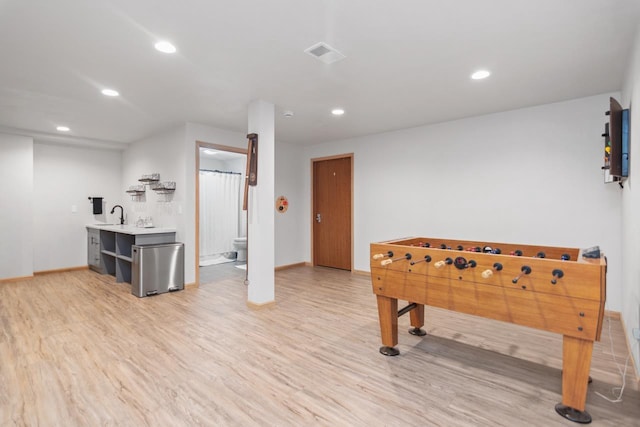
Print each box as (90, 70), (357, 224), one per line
(196, 142), (247, 286)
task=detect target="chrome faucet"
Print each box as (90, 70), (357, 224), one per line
(110, 205), (125, 224)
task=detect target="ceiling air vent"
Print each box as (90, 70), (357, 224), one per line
(304, 42), (346, 64)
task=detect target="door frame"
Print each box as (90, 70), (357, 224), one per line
(310, 153), (354, 271)
(195, 140), (247, 287)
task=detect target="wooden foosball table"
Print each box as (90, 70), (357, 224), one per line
(370, 237), (606, 424)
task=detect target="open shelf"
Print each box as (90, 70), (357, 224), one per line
(116, 258), (132, 283)
(117, 254), (132, 262)
(152, 181), (176, 194)
(139, 173), (160, 184)
(116, 234), (135, 258)
(101, 231), (116, 253)
(102, 253), (116, 275)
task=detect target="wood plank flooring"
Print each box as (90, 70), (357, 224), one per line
(0, 266), (638, 426)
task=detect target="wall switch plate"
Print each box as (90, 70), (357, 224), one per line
(633, 328), (640, 341)
(71, 205), (77, 213)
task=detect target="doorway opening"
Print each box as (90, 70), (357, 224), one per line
(311, 154), (353, 271)
(195, 141), (247, 286)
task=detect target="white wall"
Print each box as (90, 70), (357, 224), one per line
(33, 143), (122, 271)
(0, 133), (33, 279)
(300, 94), (623, 312)
(275, 141), (306, 266)
(621, 23), (640, 376)
(122, 124), (187, 253)
(199, 157), (227, 171)
(199, 156), (245, 173)
(226, 158), (245, 174)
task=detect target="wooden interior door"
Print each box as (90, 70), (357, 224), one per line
(313, 156), (352, 270)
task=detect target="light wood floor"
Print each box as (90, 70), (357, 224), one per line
(1, 267), (638, 426)
(199, 261), (246, 284)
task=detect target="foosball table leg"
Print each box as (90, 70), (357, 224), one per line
(554, 335), (594, 424)
(377, 295), (400, 356)
(408, 303), (427, 336)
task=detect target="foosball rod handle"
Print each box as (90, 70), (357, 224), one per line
(481, 262), (503, 279)
(373, 251), (393, 260)
(434, 258), (453, 269)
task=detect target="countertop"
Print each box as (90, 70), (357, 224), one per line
(86, 224), (177, 235)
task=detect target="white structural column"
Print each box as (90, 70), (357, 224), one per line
(0, 133), (34, 280)
(247, 100), (275, 305)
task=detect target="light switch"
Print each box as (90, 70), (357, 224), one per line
(71, 205), (77, 213)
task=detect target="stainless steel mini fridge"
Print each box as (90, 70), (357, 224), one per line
(131, 243), (184, 297)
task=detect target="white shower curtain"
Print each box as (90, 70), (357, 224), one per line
(199, 171), (242, 259)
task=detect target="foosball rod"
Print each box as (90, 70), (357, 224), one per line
(410, 255), (432, 265)
(512, 265), (532, 283)
(381, 253), (412, 266)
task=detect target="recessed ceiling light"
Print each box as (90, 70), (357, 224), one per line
(56, 126), (70, 132)
(471, 70), (491, 80)
(154, 41), (176, 54)
(203, 149), (217, 155)
(101, 88), (119, 97)
(331, 108), (345, 116)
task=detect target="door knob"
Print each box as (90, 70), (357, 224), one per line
(316, 213), (321, 223)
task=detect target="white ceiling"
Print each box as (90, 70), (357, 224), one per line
(1, 0), (639, 148)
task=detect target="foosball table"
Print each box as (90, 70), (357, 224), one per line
(370, 237), (606, 424)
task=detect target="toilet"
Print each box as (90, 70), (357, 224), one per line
(233, 237), (247, 262)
